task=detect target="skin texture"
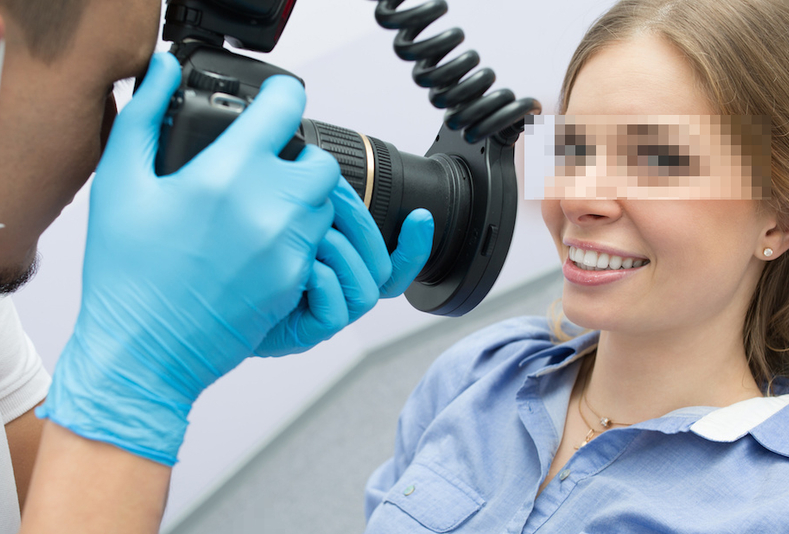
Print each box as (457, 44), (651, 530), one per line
(21, 422), (170, 533)
(0, 0), (159, 288)
(538, 33), (789, 493)
(5, 400), (44, 511)
(0, 1), (172, 531)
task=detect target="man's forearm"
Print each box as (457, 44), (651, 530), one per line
(20, 422), (171, 534)
(5, 401), (46, 511)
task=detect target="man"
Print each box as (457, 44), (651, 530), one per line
(0, 0), (434, 532)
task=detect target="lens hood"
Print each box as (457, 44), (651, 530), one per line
(405, 124), (518, 316)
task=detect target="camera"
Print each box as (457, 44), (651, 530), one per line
(157, 0), (539, 316)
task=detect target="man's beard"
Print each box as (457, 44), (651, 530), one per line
(0, 253), (40, 295)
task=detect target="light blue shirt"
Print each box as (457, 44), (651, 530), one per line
(364, 316), (789, 533)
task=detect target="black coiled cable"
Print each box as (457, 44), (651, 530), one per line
(373, 0), (541, 143)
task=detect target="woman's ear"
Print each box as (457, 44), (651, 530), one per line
(761, 216), (789, 261)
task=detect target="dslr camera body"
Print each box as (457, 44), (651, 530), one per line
(157, 0), (538, 316)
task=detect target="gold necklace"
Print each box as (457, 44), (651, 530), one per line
(575, 358), (635, 450)
(575, 393), (598, 449)
(583, 385), (635, 429)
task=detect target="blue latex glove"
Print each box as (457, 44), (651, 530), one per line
(256, 174), (435, 357)
(36, 52), (341, 466)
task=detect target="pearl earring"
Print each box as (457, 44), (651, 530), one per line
(764, 248), (774, 258)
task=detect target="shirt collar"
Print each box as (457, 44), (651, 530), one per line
(690, 395), (789, 456)
(518, 328), (789, 458)
(517, 329), (599, 375)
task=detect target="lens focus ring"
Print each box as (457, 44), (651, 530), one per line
(368, 136), (393, 235)
(310, 121), (369, 200)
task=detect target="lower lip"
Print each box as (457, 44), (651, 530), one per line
(562, 256), (646, 286)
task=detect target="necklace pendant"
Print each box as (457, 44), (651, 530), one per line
(576, 428), (596, 450)
(600, 417), (611, 428)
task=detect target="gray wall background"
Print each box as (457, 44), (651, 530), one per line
(10, 0), (618, 528)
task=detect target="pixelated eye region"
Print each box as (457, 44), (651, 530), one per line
(629, 145), (697, 178)
(636, 146), (689, 170)
(522, 115), (771, 199)
(555, 140), (596, 167)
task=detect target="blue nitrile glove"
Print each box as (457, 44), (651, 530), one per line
(255, 174), (435, 357)
(36, 52), (341, 466)
(378, 209), (435, 298)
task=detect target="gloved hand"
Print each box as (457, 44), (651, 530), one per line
(37, 52), (341, 466)
(256, 174), (434, 357)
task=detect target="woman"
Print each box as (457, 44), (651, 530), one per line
(363, 0), (789, 532)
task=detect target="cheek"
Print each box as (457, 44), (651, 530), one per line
(48, 142), (99, 212)
(100, 93), (118, 154)
(643, 202), (761, 293)
(47, 110), (104, 206)
(541, 200), (563, 236)
(541, 200), (565, 255)
(666, 202), (760, 254)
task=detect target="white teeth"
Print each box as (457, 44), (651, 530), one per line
(568, 246), (647, 271)
(583, 250), (598, 267)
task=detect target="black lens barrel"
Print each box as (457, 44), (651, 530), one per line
(298, 119), (472, 286)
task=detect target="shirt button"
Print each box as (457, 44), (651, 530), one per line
(559, 469), (571, 481)
(403, 484), (416, 496)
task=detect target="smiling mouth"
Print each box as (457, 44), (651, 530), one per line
(568, 246), (650, 271)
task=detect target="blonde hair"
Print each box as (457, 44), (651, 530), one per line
(553, 0), (789, 392)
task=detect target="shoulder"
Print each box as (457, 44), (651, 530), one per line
(438, 314), (589, 373)
(415, 316), (575, 410)
(374, 316), (564, 478)
(0, 297), (51, 424)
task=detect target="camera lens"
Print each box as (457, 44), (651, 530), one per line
(296, 119), (517, 316)
(299, 120), (471, 285)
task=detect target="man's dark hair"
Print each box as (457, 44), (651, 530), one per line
(1, 0), (89, 62)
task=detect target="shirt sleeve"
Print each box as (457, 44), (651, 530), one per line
(0, 297), (51, 424)
(363, 344), (465, 521)
(363, 316), (555, 521)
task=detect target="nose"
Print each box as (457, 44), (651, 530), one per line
(559, 199), (623, 227)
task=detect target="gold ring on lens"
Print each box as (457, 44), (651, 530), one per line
(360, 133), (375, 208)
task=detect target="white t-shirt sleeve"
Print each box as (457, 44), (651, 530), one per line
(0, 296), (51, 423)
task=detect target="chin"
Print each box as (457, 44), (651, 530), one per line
(562, 306), (599, 332)
(560, 291), (627, 333)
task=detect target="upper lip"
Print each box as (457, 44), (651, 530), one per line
(563, 238), (649, 260)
